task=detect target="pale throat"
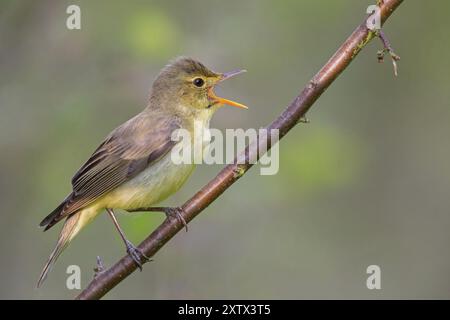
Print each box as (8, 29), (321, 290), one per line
(179, 103), (215, 154)
(178, 103), (214, 128)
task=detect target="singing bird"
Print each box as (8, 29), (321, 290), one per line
(37, 57), (247, 287)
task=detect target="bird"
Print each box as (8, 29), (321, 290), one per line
(37, 57), (247, 287)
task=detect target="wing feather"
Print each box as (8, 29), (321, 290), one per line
(40, 113), (180, 229)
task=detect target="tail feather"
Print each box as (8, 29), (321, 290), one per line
(37, 213), (81, 288)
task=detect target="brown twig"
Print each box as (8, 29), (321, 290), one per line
(76, 0), (404, 300)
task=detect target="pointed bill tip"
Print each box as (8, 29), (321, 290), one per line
(221, 69), (247, 81)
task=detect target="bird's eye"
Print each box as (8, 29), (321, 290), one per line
(193, 78), (205, 87)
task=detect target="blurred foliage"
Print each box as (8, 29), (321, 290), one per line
(126, 10), (180, 59)
(1, 0), (450, 299)
(281, 126), (365, 195)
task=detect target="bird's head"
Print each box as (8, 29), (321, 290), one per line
(149, 57), (247, 115)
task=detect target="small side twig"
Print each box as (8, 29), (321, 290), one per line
(297, 116), (310, 124)
(377, 30), (401, 76)
(93, 256), (105, 278)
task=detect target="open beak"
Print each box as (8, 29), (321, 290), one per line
(208, 69), (248, 109)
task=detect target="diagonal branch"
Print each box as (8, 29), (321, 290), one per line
(76, 0), (403, 300)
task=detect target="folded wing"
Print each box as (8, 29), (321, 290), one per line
(40, 113), (180, 230)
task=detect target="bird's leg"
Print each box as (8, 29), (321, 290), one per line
(106, 208), (151, 270)
(128, 206), (188, 232)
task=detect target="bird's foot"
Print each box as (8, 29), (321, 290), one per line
(164, 207), (188, 232)
(125, 240), (151, 270)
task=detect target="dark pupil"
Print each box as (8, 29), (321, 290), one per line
(193, 78), (204, 87)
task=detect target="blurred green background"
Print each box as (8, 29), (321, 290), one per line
(1, 0), (450, 299)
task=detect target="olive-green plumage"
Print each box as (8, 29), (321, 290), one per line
(37, 57), (246, 287)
